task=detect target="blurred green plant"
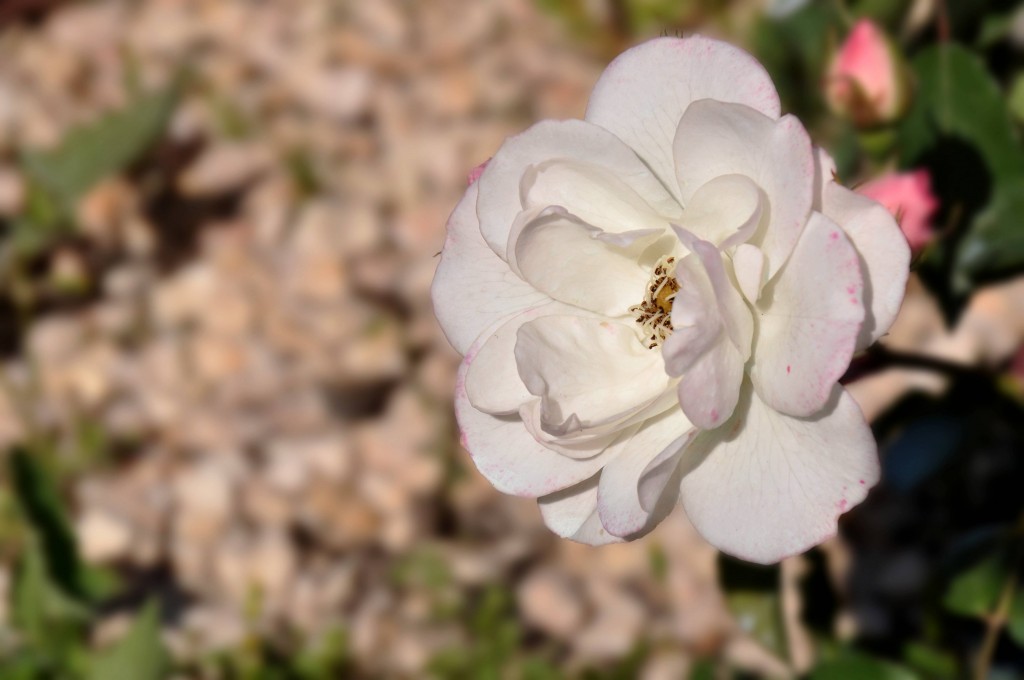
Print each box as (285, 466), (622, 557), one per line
(9, 75), (182, 262)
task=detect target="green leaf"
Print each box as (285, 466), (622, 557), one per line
(1007, 587), (1024, 648)
(903, 642), (958, 679)
(9, 446), (119, 601)
(943, 549), (1008, 618)
(953, 177), (1024, 290)
(1009, 74), (1024, 127)
(899, 43), (1024, 181)
(9, 448), (90, 600)
(87, 601), (169, 680)
(811, 650), (920, 680)
(719, 555), (787, 660)
(11, 539), (90, 653)
(21, 77), (181, 213)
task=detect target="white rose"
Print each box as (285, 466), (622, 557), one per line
(432, 36), (910, 564)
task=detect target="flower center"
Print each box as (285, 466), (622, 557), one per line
(630, 255), (678, 349)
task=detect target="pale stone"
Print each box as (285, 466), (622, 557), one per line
(292, 67), (374, 122)
(77, 509), (133, 563)
(0, 166), (25, 216)
(179, 142), (273, 197)
(517, 568), (585, 639)
(641, 651), (692, 680)
(76, 177), (135, 245)
(573, 578), (646, 661)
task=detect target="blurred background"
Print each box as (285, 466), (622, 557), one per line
(1, 0), (1024, 677)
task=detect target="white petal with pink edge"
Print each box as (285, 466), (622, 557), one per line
(680, 383), (879, 565)
(749, 212), (864, 417)
(596, 408), (696, 537)
(432, 183), (549, 355)
(821, 183), (910, 350)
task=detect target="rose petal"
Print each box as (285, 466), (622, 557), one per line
(677, 336), (746, 430)
(671, 227), (754, 356)
(680, 383), (879, 564)
(515, 316), (672, 435)
(586, 36), (780, 201)
(675, 174), (764, 248)
(733, 243), (767, 303)
(465, 301), (585, 415)
(456, 320), (615, 497)
(597, 408), (696, 537)
(538, 474), (624, 546)
(521, 159), (678, 234)
(749, 212), (864, 417)
(811, 146), (837, 212)
(511, 208), (659, 316)
(821, 182), (910, 350)
(662, 231), (753, 429)
(477, 119), (680, 258)
(673, 100), (814, 279)
(432, 183), (551, 355)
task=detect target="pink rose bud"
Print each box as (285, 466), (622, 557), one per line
(857, 170), (939, 252)
(826, 20), (908, 127)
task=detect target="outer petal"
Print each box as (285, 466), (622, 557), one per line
(477, 119), (681, 257)
(456, 317), (614, 498)
(680, 383), (879, 564)
(511, 209), (656, 316)
(596, 408), (695, 537)
(673, 100), (814, 278)
(749, 213), (864, 417)
(515, 316), (671, 435)
(432, 183), (549, 355)
(539, 474), (623, 546)
(540, 453), (689, 546)
(586, 36), (780, 202)
(821, 182), (910, 350)
(811, 146), (837, 212)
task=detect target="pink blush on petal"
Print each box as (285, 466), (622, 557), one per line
(467, 158), (491, 185)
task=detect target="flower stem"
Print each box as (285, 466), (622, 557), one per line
(973, 516), (1024, 680)
(841, 345), (987, 385)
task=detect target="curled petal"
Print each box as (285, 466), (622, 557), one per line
(521, 159), (678, 234)
(675, 174), (765, 248)
(680, 383), (879, 564)
(456, 315), (616, 497)
(597, 408), (696, 537)
(539, 474), (623, 546)
(465, 301), (586, 415)
(515, 316), (672, 435)
(510, 208), (660, 316)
